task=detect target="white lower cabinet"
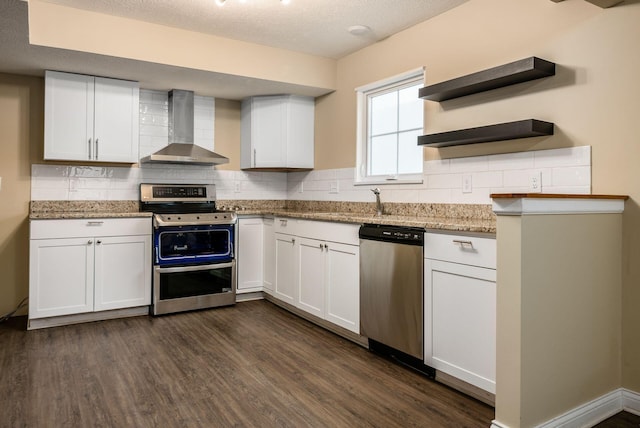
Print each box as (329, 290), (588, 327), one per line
(29, 218), (152, 323)
(272, 219), (360, 334)
(29, 237), (95, 318)
(274, 232), (297, 305)
(424, 232), (496, 394)
(324, 241), (360, 333)
(263, 218), (275, 294)
(297, 237), (326, 318)
(237, 218), (265, 293)
(93, 235), (151, 312)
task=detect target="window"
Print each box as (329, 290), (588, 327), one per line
(355, 68), (424, 184)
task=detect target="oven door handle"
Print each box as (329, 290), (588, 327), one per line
(155, 262), (234, 273)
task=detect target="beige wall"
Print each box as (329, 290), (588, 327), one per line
(0, 73), (43, 316)
(213, 99), (241, 172)
(315, 0), (640, 395)
(28, 0), (336, 93)
(496, 213), (622, 427)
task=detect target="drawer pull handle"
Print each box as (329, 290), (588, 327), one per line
(87, 221), (104, 226)
(453, 239), (474, 249)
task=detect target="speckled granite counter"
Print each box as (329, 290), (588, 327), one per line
(29, 200), (496, 233)
(30, 201), (152, 219)
(219, 200), (496, 234)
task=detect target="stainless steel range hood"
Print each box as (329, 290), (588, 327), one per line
(140, 90), (229, 165)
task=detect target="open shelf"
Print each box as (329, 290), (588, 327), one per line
(419, 57), (556, 102)
(417, 119), (554, 148)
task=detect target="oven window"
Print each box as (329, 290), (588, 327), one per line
(159, 229), (230, 260)
(159, 266), (233, 300)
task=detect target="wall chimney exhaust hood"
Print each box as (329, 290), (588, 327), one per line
(140, 90), (229, 166)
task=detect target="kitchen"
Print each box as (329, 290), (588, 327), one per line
(1, 0), (639, 427)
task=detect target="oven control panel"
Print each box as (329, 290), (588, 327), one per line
(153, 186), (205, 198)
(140, 183), (216, 202)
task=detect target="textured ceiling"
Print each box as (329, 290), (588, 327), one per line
(40, 0), (468, 58)
(0, 0), (468, 99)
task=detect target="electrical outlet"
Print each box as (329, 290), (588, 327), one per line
(234, 181), (241, 193)
(529, 171), (542, 193)
(462, 174), (472, 193)
(298, 182), (304, 193)
(329, 181), (339, 194)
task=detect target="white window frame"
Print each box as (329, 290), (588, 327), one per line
(355, 67), (425, 186)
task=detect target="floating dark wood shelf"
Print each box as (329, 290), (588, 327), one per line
(418, 119), (554, 148)
(419, 57), (556, 102)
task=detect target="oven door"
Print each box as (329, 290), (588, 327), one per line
(155, 224), (234, 266)
(152, 261), (236, 315)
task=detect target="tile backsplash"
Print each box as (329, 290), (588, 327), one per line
(31, 146), (591, 204)
(32, 88), (591, 204)
(138, 90), (214, 159)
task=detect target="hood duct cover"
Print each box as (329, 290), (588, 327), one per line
(140, 90), (229, 165)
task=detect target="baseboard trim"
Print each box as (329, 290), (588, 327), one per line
(490, 388), (640, 428)
(534, 389), (621, 428)
(28, 306), (149, 330)
(622, 389), (640, 416)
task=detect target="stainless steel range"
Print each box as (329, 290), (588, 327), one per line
(140, 183), (237, 315)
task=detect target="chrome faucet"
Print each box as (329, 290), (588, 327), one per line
(371, 187), (383, 217)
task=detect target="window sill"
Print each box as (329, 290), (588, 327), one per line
(354, 177), (424, 186)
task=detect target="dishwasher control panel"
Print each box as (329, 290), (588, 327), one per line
(359, 224), (424, 245)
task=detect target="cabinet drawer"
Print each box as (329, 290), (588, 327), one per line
(31, 218), (151, 240)
(274, 217), (299, 235)
(424, 232), (496, 269)
(295, 220), (359, 246)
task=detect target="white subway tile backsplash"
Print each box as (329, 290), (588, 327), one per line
(31, 110), (591, 207)
(471, 171), (503, 188)
(488, 151), (535, 171)
(428, 173), (462, 190)
(502, 170), (532, 188)
(534, 146), (591, 168)
(449, 156), (489, 173)
(424, 159), (451, 174)
(551, 166), (591, 187)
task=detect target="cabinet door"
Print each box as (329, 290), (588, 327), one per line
(94, 235), (152, 311)
(29, 237), (94, 319)
(286, 95), (314, 169)
(263, 218), (275, 294)
(325, 242), (360, 333)
(44, 71), (94, 161)
(297, 237), (325, 318)
(93, 77), (140, 162)
(425, 259), (496, 393)
(251, 96), (287, 168)
(237, 218), (264, 293)
(274, 233), (296, 305)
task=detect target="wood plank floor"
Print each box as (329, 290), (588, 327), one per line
(0, 300), (494, 427)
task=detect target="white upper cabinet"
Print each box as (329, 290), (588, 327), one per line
(241, 95), (314, 170)
(44, 70), (139, 163)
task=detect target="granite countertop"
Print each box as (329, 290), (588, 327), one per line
(223, 201), (497, 234)
(29, 200), (497, 233)
(29, 201), (152, 220)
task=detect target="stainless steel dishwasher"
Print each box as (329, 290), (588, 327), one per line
(360, 224), (432, 375)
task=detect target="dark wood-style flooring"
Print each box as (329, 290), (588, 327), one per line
(0, 300), (494, 427)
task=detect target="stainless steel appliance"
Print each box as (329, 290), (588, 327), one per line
(359, 224), (433, 375)
(140, 90), (230, 165)
(140, 183), (237, 315)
